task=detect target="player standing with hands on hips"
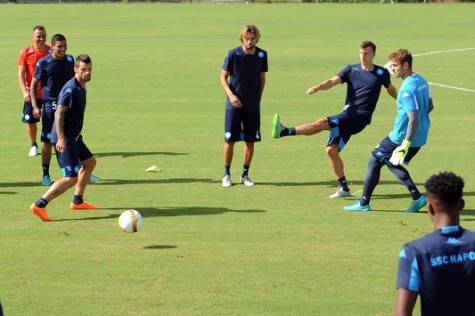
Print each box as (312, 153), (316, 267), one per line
(220, 25), (268, 188)
(30, 54), (98, 222)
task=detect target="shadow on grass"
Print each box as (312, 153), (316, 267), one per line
(55, 206), (265, 222)
(112, 206), (266, 217)
(461, 209), (475, 221)
(95, 151), (188, 158)
(0, 191), (17, 195)
(258, 180), (424, 187)
(0, 178), (219, 188)
(97, 178), (219, 186)
(0, 181), (42, 188)
(143, 245), (177, 250)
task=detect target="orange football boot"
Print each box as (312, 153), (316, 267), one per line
(70, 202), (98, 210)
(30, 203), (54, 222)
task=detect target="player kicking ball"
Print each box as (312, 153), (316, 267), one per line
(30, 54), (98, 221)
(272, 41), (396, 198)
(344, 49), (433, 212)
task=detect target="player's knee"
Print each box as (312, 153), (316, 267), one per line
(368, 155), (383, 171)
(83, 157), (96, 170)
(64, 177), (78, 186)
(326, 145), (339, 157)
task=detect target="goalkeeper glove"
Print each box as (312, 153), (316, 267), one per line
(390, 139), (411, 166)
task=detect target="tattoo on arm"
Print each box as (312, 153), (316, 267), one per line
(55, 106), (68, 140)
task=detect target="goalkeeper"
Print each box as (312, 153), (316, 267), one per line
(344, 49), (433, 213)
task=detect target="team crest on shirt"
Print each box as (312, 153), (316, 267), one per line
(258, 51), (265, 58)
(377, 68), (384, 75)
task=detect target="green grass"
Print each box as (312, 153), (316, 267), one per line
(1, 3), (475, 315)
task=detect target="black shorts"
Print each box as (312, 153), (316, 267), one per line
(327, 111), (369, 150)
(224, 104), (261, 143)
(21, 100), (42, 123)
(372, 137), (420, 165)
(41, 101), (57, 143)
(56, 136), (93, 177)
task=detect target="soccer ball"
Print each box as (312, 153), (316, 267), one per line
(118, 209), (143, 233)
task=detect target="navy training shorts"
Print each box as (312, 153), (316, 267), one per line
(372, 137), (420, 165)
(327, 110), (369, 151)
(224, 103), (261, 143)
(56, 136), (93, 177)
(21, 100), (42, 123)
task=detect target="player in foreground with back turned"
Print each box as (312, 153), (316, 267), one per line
(30, 54), (98, 221)
(344, 49), (433, 212)
(394, 172), (475, 316)
(272, 41), (396, 198)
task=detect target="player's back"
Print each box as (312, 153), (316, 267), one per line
(410, 227), (475, 316)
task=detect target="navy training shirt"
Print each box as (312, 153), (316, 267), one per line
(397, 226), (475, 316)
(34, 54), (75, 102)
(223, 46), (268, 108)
(337, 64), (390, 123)
(51, 77), (87, 142)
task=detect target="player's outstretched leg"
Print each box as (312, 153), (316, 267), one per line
(272, 113), (296, 139)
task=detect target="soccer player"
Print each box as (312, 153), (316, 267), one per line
(394, 172), (475, 316)
(30, 54), (98, 222)
(17, 25), (51, 157)
(272, 41), (397, 198)
(344, 49), (433, 212)
(30, 34), (74, 186)
(220, 25), (268, 187)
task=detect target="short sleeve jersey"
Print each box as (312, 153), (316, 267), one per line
(223, 46), (268, 108)
(397, 226), (475, 316)
(388, 73), (431, 147)
(52, 77), (87, 142)
(17, 44), (51, 99)
(337, 64), (390, 122)
(34, 54), (75, 102)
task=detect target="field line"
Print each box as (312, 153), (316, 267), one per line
(428, 82), (475, 93)
(414, 47), (475, 57)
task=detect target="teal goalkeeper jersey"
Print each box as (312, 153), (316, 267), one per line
(388, 73), (431, 147)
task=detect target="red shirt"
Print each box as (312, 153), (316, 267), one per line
(18, 44), (51, 99)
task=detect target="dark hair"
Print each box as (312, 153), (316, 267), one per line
(32, 25), (46, 32)
(424, 172), (464, 209)
(360, 41), (376, 53)
(51, 33), (66, 45)
(389, 49), (413, 68)
(75, 54), (92, 66)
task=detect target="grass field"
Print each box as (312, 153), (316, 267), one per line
(1, 3), (475, 315)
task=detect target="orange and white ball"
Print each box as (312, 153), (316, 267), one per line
(118, 209), (143, 233)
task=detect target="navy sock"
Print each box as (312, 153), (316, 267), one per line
(35, 197), (48, 208)
(32, 142), (38, 147)
(280, 127), (296, 137)
(73, 195), (84, 205)
(224, 165), (231, 176)
(338, 177), (349, 192)
(242, 164), (250, 177)
(42, 164), (50, 177)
